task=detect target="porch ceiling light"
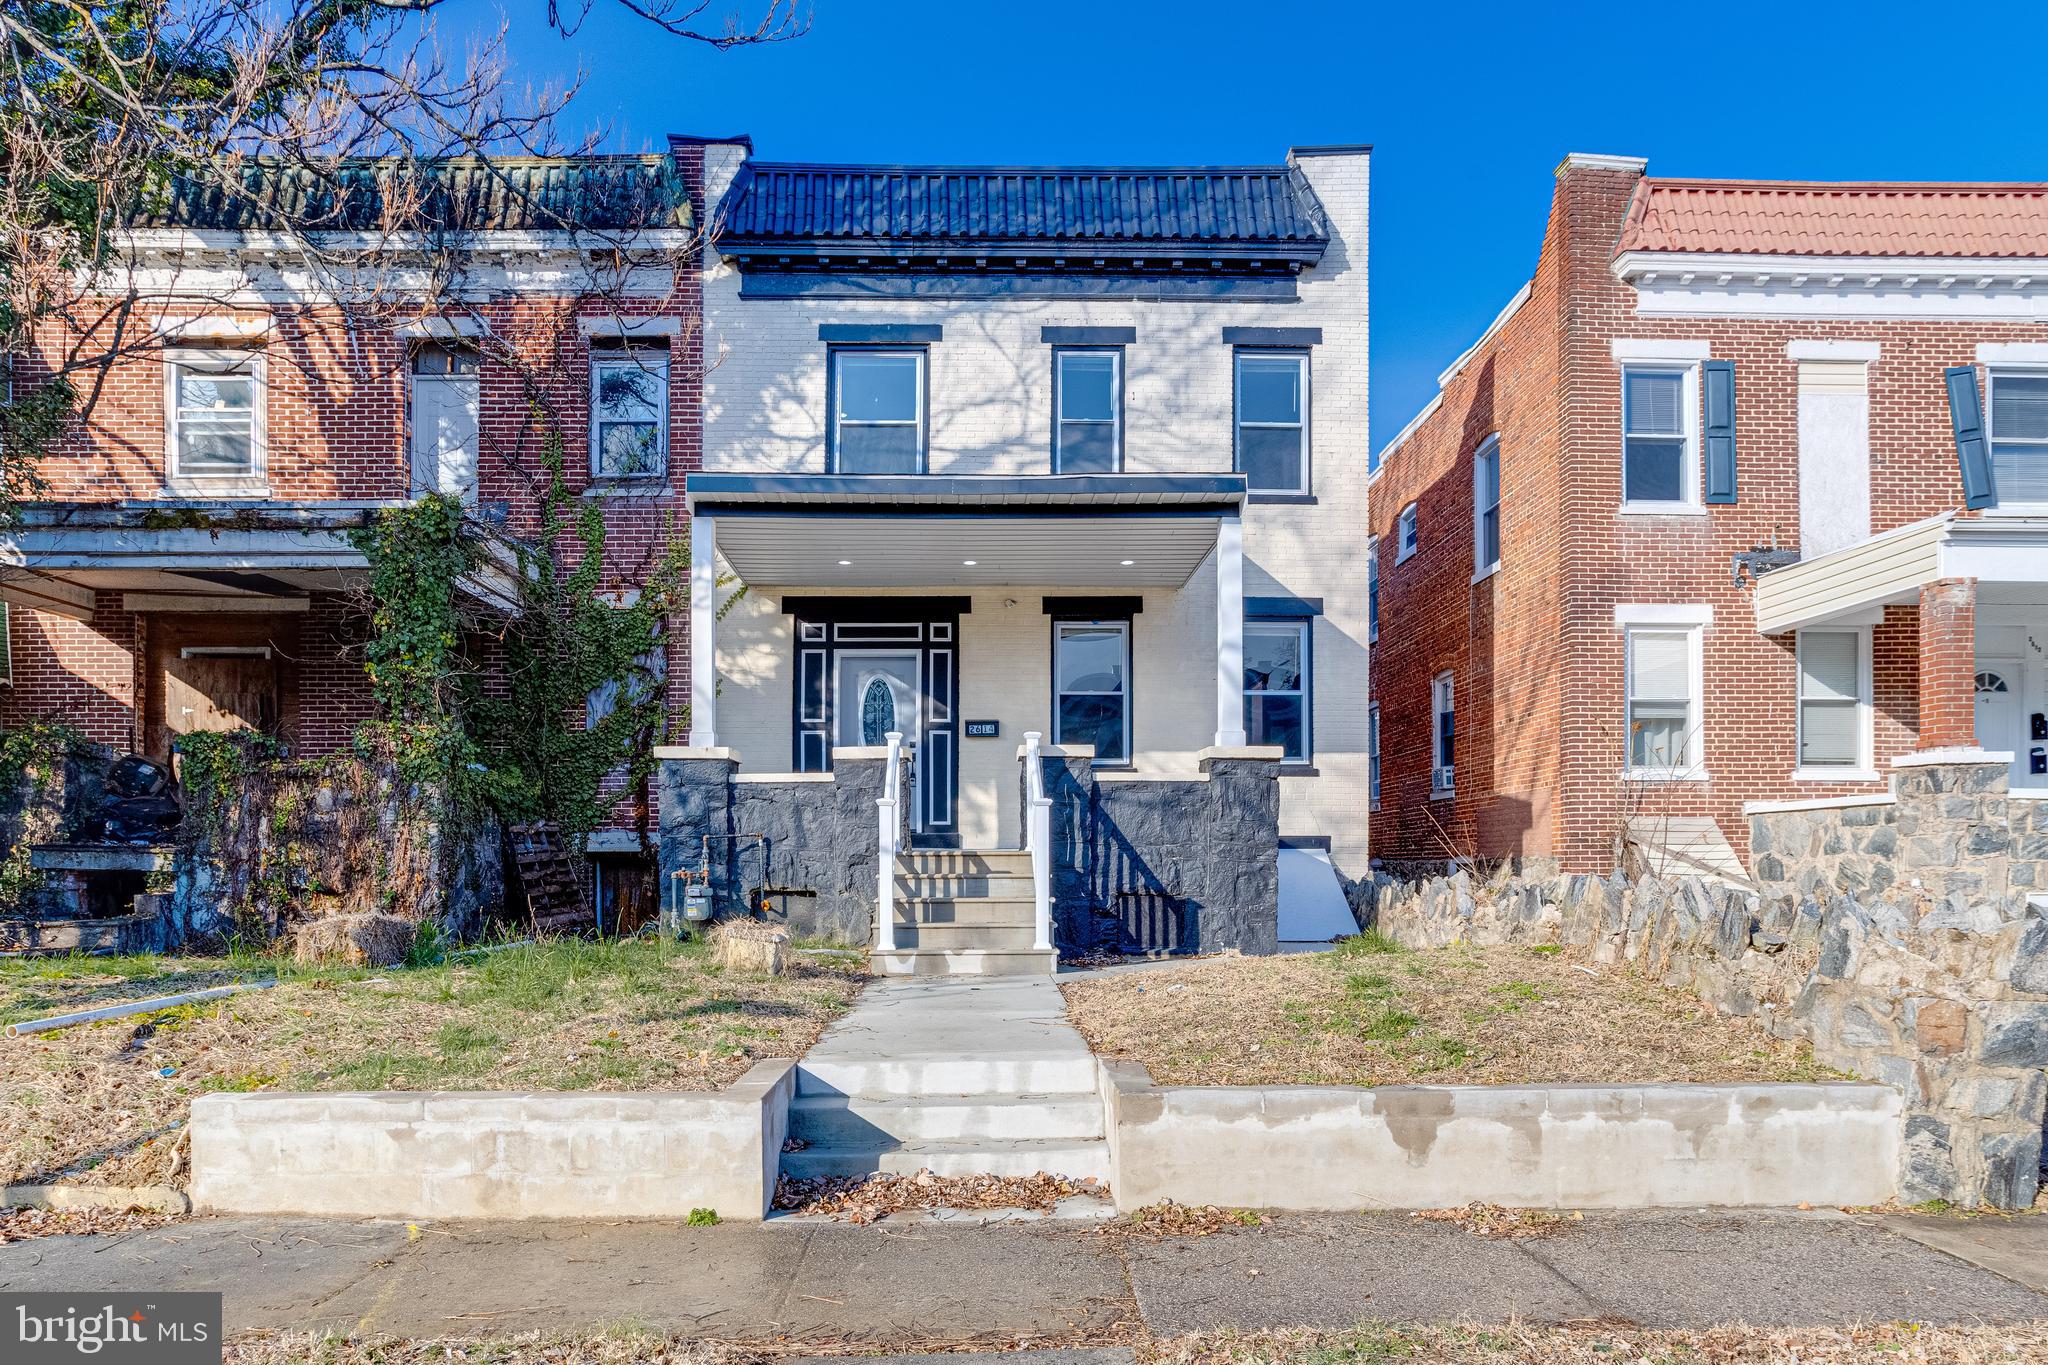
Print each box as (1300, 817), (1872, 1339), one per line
(962, 559), (977, 566)
(1120, 559), (1136, 566)
(838, 559), (852, 566)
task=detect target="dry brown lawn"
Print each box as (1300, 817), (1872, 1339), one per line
(1060, 938), (1829, 1087)
(0, 936), (863, 1188)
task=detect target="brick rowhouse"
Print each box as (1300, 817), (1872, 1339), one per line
(1370, 155), (2048, 875)
(0, 151), (710, 851)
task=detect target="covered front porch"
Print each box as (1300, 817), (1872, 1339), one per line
(0, 500), (523, 762)
(1755, 511), (2048, 790)
(660, 474), (1286, 970)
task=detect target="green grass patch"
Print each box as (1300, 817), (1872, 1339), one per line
(1334, 930), (1405, 957)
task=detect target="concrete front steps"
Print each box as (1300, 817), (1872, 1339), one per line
(781, 978), (1111, 1189)
(870, 849), (1056, 978)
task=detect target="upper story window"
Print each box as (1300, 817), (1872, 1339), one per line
(1430, 672), (1455, 796)
(1234, 350), (1309, 494)
(831, 348), (926, 474)
(1367, 536), (1379, 643)
(590, 348), (668, 479)
(1397, 503), (1418, 561)
(1053, 619), (1130, 765)
(1054, 348), (1122, 472)
(167, 349), (263, 485)
(410, 343), (481, 501)
(1621, 365), (1698, 509)
(1473, 435), (1501, 578)
(1988, 370), (2048, 505)
(1243, 619), (1310, 763)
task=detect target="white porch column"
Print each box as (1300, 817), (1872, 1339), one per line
(688, 513), (718, 747)
(1214, 512), (1247, 748)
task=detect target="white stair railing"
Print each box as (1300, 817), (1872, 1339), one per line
(1022, 730), (1053, 954)
(875, 730), (904, 954)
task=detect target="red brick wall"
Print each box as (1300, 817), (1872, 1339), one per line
(1371, 159), (2041, 873)
(5, 155), (707, 835)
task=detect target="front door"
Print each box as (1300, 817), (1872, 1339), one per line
(1975, 659), (2025, 786)
(791, 605), (960, 841)
(837, 650), (924, 830)
(144, 613), (298, 765)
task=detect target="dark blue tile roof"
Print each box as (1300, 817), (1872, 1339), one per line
(714, 162), (1329, 262)
(131, 157), (689, 233)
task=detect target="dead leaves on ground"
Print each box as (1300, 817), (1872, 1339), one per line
(771, 1169), (1105, 1224)
(1411, 1201), (1583, 1239)
(0, 1205), (181, 1243)
(1097, 1199), (1265, 1241)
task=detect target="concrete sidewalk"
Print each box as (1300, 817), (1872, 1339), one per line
(2, 1210), (2045, 1341)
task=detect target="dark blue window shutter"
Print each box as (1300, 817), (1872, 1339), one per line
(1944, 366), (1997, 509)
(1702, 360), (1737, 504)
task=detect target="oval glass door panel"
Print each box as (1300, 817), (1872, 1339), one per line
(836, 652), (922, 748)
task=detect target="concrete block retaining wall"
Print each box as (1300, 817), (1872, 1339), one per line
(188, 1059), (796, 1221)
(1098, 1061), (1902, 1211)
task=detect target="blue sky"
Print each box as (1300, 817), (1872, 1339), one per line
(483, 0), (2048, 454)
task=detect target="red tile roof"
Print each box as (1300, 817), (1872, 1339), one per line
(1616, 179), (2048, 259)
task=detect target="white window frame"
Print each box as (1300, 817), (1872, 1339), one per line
(1053, 618), (1132, 767)
(829, 346), (927, 475)
(1618, 359), (1702, 515)
(1430, 671), (1455, 798)
(1985, 366), (2048, 513)
(1367, 701), (1380, 806)
(1243, 618), (1311, 765)
(1367, 536), (1380, 643)
(164, 347), (267, 490)
(0, 600), (11, 687)
(1615, 604), (1712, 782)
(1397, 503), (1418, 562)
(1472, 434), (1502, 581)
(1053, 346), (1123, 473)
(588, 347), (670, 480)
(1233, 349), (1311, 495)
(1794, 627), (1875, 781)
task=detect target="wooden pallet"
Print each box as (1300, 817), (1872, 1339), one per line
(506, 821), (592, 937)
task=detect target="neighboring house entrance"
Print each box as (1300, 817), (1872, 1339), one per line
(145, 614), (298, 767)
(409, 343), (481, 501)
(790, 600), (960, 843)
(1975, 660), (2025, 787)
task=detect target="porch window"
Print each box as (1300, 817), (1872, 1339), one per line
(1234, 350), (1309, 493)
(1988, 370), (2048, 504)
(1430, 672), (1454, 796)
(167, 350), (262, 482)
(1054, 348), (1121, 472)
(1622, 365), (1697, 508)
(589, 348), (668, 479)
(1244, 619), (1310, 763)
(831, 348), (925, 474)
(1054, 620), (1129, 764)
(1796, 629), (1869, 772)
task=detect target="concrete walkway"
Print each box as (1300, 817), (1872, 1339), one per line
(783, 977), (1110, 1183)
(2, 1211), (2044, 1341)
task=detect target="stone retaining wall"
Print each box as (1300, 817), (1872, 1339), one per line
(1749, 755), (2048, 906)
(188, 1059), (796, 1221)
(1098, 1061), (1901, 1211)
(656, 749), (899, 943)
(1368, 851), (2048, 1208)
